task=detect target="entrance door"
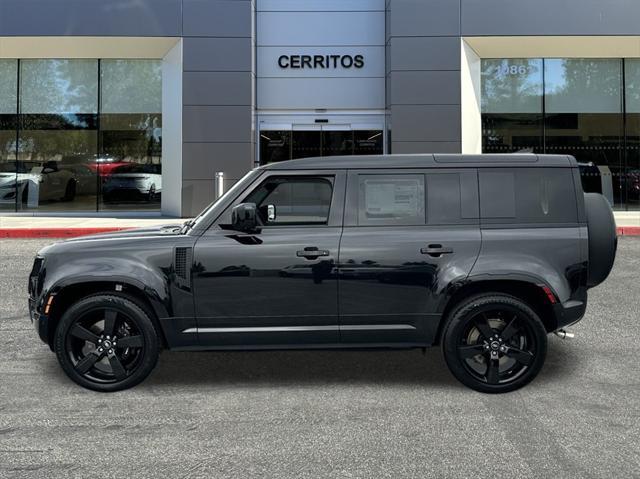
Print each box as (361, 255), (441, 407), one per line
(259, 121), (384, 165)
(292, 124), (322, 160)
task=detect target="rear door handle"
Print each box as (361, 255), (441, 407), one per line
(296, 247), (330, 259)
(420, 244), (453, 256)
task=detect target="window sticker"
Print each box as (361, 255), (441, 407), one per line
(363, 179), (420, 218)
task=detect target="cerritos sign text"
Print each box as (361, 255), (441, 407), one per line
(278, 54), (364, 69)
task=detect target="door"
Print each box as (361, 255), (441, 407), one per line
(192, 170), (346, 347)
(338, 169), (481, 345)
(258, 115), (385, 165)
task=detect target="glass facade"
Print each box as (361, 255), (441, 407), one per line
(481, 58), (640, 210)
(0, 59), (161, 212)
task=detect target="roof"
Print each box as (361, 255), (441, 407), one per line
(261, 154), (578, 170)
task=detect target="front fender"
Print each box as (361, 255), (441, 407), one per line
(37, 234), (197, 321)
(43, 256), (171, 320)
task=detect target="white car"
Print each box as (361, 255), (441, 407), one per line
(0, 162), (77, 206)
(102, 163), (161, 202)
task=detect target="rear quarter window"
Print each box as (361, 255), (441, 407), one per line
(479, 168), (578, 224)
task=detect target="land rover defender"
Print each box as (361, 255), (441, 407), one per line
(28, 154), (617, 393)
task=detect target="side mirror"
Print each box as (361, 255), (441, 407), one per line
(231, 203), (259, 233)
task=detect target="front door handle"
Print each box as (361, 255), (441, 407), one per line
(296, 247), (330, 259)
(420, 244), (453, 257)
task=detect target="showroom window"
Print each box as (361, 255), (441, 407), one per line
(481, 58), (634, 209)
(544, 59), (623, 207)
(481, 59), (544, 154)
(625, 60), (640, 210)
(19, 59), (99, 211)
(0, 58), (161, 212)
(100, 60), (162, 210)
(0, 60), (18, 211)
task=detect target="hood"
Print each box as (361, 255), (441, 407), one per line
(65, 224), (184, 241)
(0, 172), (39, 185)
(37, 224), (188, 257)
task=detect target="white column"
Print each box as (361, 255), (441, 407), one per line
(460, 39), (482, 154)
(161, 40), (183, 217)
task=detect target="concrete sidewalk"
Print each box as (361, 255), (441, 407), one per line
(0, 212), (638, 237)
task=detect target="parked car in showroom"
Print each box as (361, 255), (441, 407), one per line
(101, 163), (161, 203)
(28, 154), (616, 393)
(0, 161), (78, 206)
(86, 157), (131, 179)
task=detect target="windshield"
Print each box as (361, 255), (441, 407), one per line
(185, 168), (262, 232)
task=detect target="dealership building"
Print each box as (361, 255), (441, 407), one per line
(1, 0), (640, 216)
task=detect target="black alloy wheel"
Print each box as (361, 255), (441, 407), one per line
(442, 293), (547, 393)
(54, 295), (159, 392)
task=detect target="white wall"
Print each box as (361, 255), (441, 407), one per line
(161, 40), (183, 217)
(460, 39), (482, 154)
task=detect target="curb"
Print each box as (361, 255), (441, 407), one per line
(0, 227), (131, 239)
(1, 226), (639, 238)
(617, 226), (640, 236)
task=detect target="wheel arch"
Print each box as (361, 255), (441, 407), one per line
(435, 277), (558, 344)
(45, 280), (168, 351)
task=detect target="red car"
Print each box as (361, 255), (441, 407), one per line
(86, 158), (131, 178)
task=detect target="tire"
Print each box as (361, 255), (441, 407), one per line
(442, 293), (547, 394)
(63, 180), (76, 201)
(584, 192), (617, 288)
(21, 183), (29, 205)
(54, 294), (160, 392)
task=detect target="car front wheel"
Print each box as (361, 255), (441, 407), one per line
(54, 294), (160, 392)
(442, 293), (547, 393)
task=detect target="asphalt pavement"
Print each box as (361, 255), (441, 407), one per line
(0, 238), (638, 478)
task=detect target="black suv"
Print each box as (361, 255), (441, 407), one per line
(28, 154), (617, 393)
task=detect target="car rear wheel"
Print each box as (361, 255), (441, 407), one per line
(54, 294), (159, 392)
(63, 179), (76, 201)
(442, 293), (547, 393)
(148, 184), (157, 202)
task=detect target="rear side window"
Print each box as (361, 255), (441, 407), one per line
(479, 168), (578, 223)
(426, 171), (478, 225)
(358, 174), (425, 225)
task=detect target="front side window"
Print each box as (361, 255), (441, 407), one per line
(357, 174), (425, 226)
(244, 176), (333, 225)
